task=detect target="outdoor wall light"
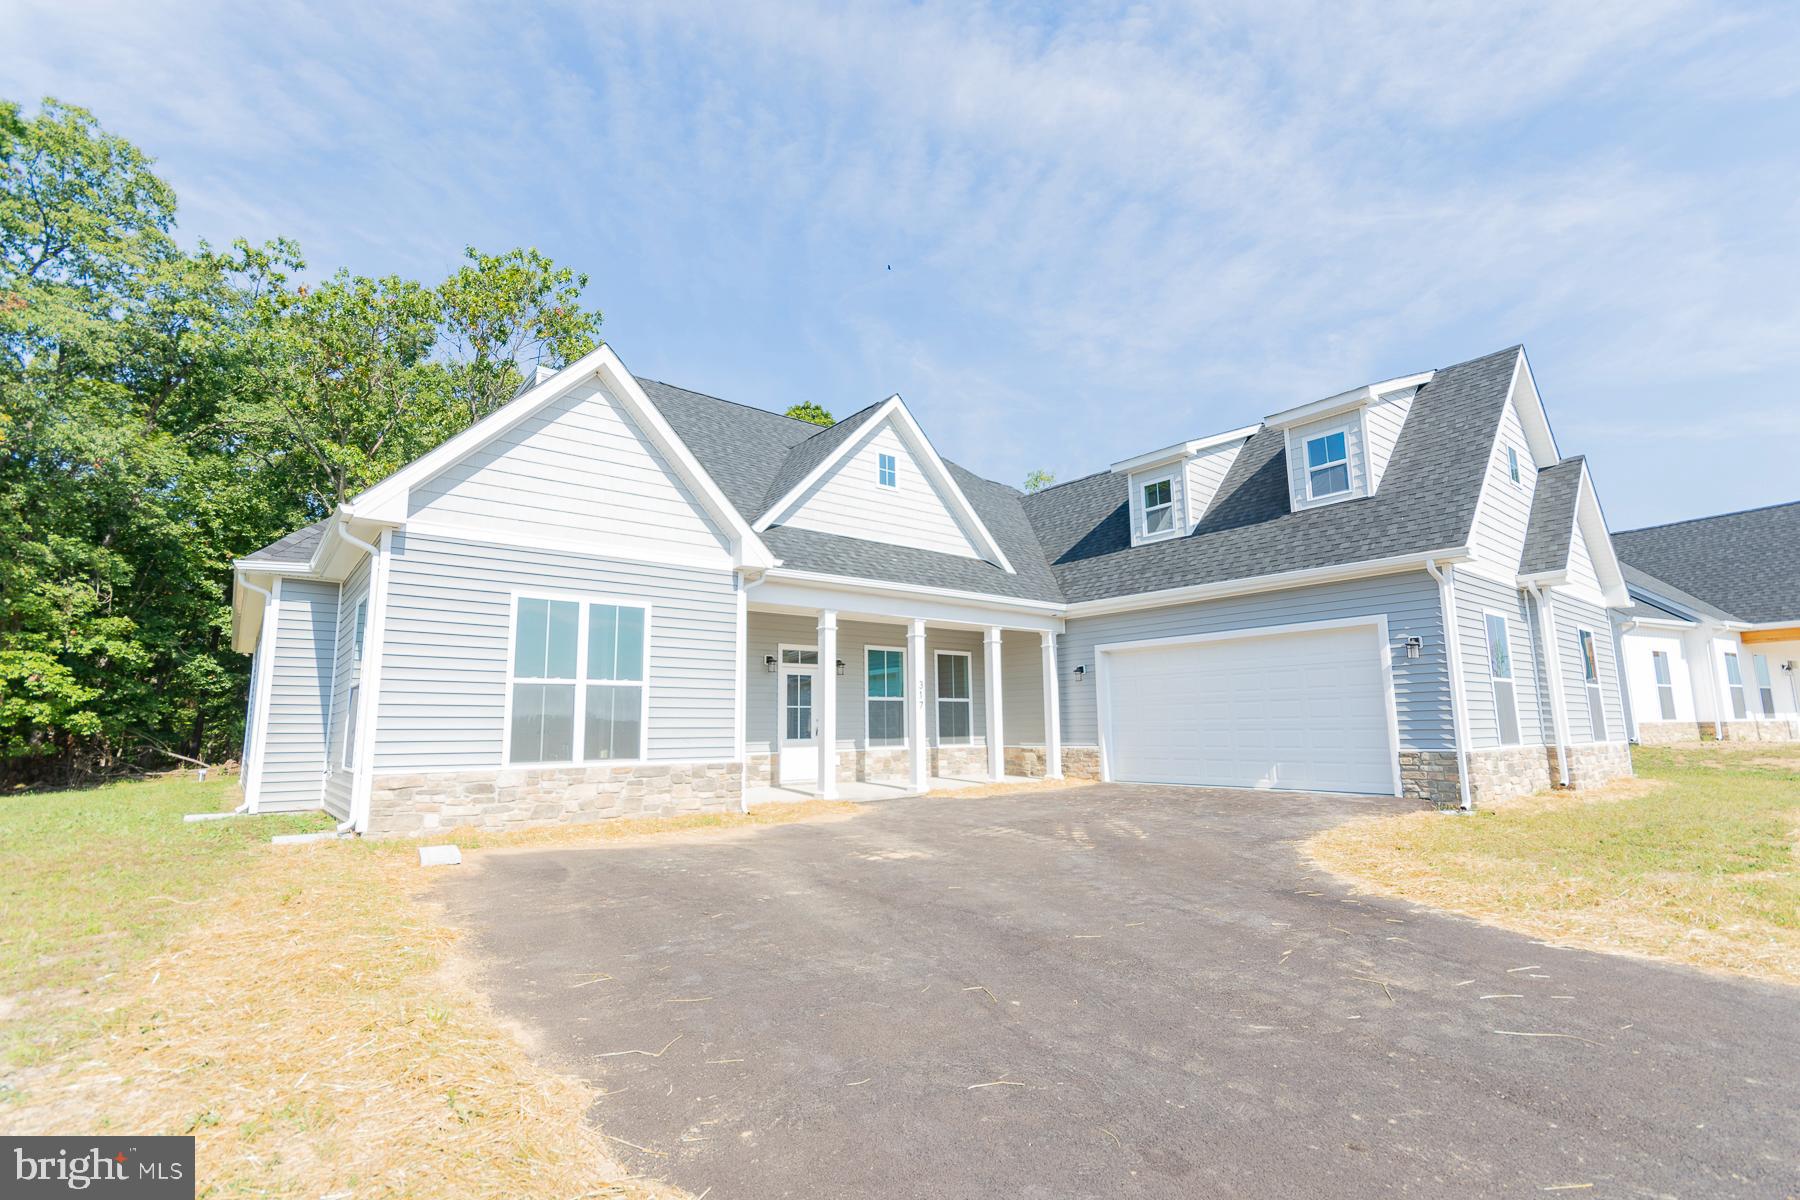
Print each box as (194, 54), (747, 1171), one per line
(1073, 664), (1087, 681)
(1405, 636), (1423, 660)
(763, 654), (777, 673)
(836, 659), (846, 676)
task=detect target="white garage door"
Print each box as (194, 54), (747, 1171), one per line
(1100, 623), (1397, 795)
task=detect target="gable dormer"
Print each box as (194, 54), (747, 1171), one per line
(1110, 425), (1259, 547)
(1266, 371), (1434, 512)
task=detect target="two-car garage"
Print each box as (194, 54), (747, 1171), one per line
(1095, 618), (1401, 796)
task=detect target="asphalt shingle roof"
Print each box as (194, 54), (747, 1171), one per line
(1618, 563), (1738, 624)
(754, 401), (888, 519)
(1021, 346), (1522, 603)
(1612, 501), (1800, 625)
(240, 518), (329, 565)
(1518, 457), (1585, 576)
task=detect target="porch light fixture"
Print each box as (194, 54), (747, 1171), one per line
(763, 654), (777, 673)
(836, 659), (846, 676)
(1405, 636), (1423, 660)
(1072, 664), (1087, 681)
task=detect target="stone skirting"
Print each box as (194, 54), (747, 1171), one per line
(1636, 720), (1705, 745)
(1715, 718), (1800, 743)
(366, 761), (743, 837)
(1560, 740), (1634, 789)
(1061, 745), (1102, 780)
(1004, 744), (1048, 778)
(1398, 749), (1463, 808)
(1401, 741), (1636, 809)
(1643, 718), (1799, 744)
(1465, 744), (1557, 806)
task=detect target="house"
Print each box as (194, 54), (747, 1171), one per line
(1609, 502), (1800, 743)
(230, 343), (1635, 836)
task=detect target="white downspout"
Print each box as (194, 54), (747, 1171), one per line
(1425, 560), (1474, 812)
(1530, 584), (1571, 787)
(338, 526), (384, 835)
(1614, 619), (1641, 744)
(236, 577), (275, 815)
(1699, 626), (1725, 741)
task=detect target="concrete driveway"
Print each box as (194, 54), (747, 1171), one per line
(440, 785), (1798, 1199)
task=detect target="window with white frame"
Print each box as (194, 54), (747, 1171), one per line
(1578, 629), (1607, 740)
(508, 595), (647, 765)
(877, 452), (897, 488)
(342, 598), (370, 769)
(1304, 429), (1350, 498)
(1753, 654), (1775, 716)
(1507, 446), (1521, 484)
(1651, 650), (1677, 721)
(1485, 613), (1521, 745)
(866, 647), (905, 745)
(1723, 651), (1747, 720)
(1141, 477), (1174, 536)
(935, 651), (972, 743)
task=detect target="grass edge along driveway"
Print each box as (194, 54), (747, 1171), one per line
(1307, 743), (1800, 986)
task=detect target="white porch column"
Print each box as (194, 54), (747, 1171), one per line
(984, 626), (1005, 781)
(1041, 630), (1063, 779)
(908, 619), (929, 792)
(817, 610), (838, 799)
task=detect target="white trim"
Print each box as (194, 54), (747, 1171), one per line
(1263, 371), (1434, 430)
(984, 627), (1005, 780)
(1064, 548), (1468, 619)
(907, 619), (929, 791)
(500, 589), (654, 770)
(1481, 607), (1525, 747)
(755, 567), (1064, 615)
(1530, 582), (1571, 786)
(1040, 631), (1063, 779)
(876, 450), (898, 489)
(865, 642), (910, 748)
(817, 611), (838, 799)
(345, 344), (775, 570)
(751, 397), (1016, 574)
(1136, 469), (1179, 543)
(1576, 625), (1610, 741)
(1092, 614), (1403, 799)
(1108, 425), (1261, 475)
(1299, 421), (1355, 503)
(1427, 560), (1475, 810)
(349, 531), (392, 833)
(243, 577), (282, 812)
(931, 649), (973, 746)
(400, 519), (733, 571)
(733, 580), (747, 808)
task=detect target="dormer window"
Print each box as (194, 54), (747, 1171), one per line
(1305, 430), (1350, 499)
(1142, 478), (1174, 536)
(877, 452), (896, 488)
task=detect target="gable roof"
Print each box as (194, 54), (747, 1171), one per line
(1518, 457), (1585, 576)
(755, 401), (889, 518)
(1612, 501), (1800, 625)
(1023, 346), (1521, 604)
(239, 518), (330, 566)
(1619, 562), (1738, 625)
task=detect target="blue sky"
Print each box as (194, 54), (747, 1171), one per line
(12, 1), (1799, 530)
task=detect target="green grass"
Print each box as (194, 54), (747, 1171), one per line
(1309, 742), (1800, 982)
(0, 774), (331, 1067)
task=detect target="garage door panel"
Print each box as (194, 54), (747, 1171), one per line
(1104, 625), (1395, 795)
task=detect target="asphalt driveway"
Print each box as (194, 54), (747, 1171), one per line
(440, 785), (1798, 1198)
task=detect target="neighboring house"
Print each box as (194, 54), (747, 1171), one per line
(1609, 503), (1800, 744)
(231, 343), (1635, 836)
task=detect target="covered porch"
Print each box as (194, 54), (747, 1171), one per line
(740, 574), (1065, 802)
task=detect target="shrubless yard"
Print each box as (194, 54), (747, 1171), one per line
(2, 745), (1794, 1194)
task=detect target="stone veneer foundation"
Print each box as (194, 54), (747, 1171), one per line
(365, 762), (742, 837)
(1636, 718), (1798, 745)
(1402, 741), (1637, 810)
(1398, 750), (1464, 808)
(1558, 740), (1635, 789)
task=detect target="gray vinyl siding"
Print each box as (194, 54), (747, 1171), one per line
(258, 579), (338, 811)
(1363, 390), (1415, 494)
(322, 558), (369, 820)
(1553, 592), (1626, 742)
(775, 421), (982, 560)
(1454, 571), (1546, 748)
(1467, 397), (1538, 575)
(1000, 629), (1046, 744)
(406, 378), (731, 564)
(1127, 464), (1185, 545)
(1182, 440), (1245, 527)
(1058, 571), (1451, 750)
(374, 530), (738, 770)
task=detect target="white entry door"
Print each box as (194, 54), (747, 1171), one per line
(1099, 622), (1397, 795)
(777, 647), (820, 784)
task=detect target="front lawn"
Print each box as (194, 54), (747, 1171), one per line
(1307, 743), (1800, 984)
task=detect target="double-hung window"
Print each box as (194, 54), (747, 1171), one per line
(935, 652), (972, 743)
(1484, 613), (1521, 745)
(865, 648), (905, 745)
(1753, 655), (1775, 716)
(1305, 430), (1350, 498)
(1651, 650), (1677, 720)
(1723, 652), (1747, 720)
(1578, 629), (1607, 740)
(1141, 477), (1174, 536)
(877, 452), (897, 488)
(509, 595), (647, 765)
(342, 598), (370, 769)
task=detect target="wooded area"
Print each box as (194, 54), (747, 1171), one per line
(0, 97), (605, 786)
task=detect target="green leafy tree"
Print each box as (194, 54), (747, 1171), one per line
(1023, 468), (1055, 493)
(437, 246), (602, 422)
(784, 401), (834, 427)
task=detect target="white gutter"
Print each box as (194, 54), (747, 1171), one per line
(1698, 625), (1726, 741)
(337, 524), (387, 835)
(1424, 559), (1474, 812)
(1066, 548), (1469, 619)
(1530, 583), (1571, 787)
(1612, 619), (1640, 744)
(236, 576), (276, 815)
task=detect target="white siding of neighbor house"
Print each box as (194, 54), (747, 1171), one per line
(1183, 440), (1246, 528)
(1285, 412), (1369, 509)
(1057, 572), (1451, 751)
(372, 530), (739, 771)
(1552, 592), (1626, 742)
(1619, 627), (1698, 726)
(1454, 571), (1546, 748)
(1363, 390), (1415, 494)
(405, 378), (731, 566)
(1126, 464), (1186, 545)
(773, 420), (981, 560)
(1467, 397), (1539, 575)
(322, 557), (369, 820)
(258, 579), (338, 811)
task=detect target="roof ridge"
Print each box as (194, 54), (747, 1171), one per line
(637, 376), (830, 431)
(1616, 497), (1800, 536)
(1021, 467), (1112, 498)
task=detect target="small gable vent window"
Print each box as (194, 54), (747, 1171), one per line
(1580, 629), (1608, 740)
(1305, 431), (1349, 498)
(1142, 478), (1173, 535)
(877, 452), (897, 488)
(1507, 446), (1521, 484)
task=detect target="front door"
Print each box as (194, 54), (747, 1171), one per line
(777, 648), (820, 784)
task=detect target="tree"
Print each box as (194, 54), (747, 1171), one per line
(1023, 468), (1055, 493)
(784, 401), (834, 427)
(437, 245), (602, 422)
